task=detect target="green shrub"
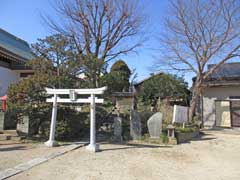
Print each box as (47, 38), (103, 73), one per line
(157, 104), (173, 128)
(123, 130), (131, 141)
(56, 120), (71, 140)
(4, 107), (21, 129)
(29, 107), (90, 141)
(122, 113), (131, 140)
(54, 108), (90, 141)
(160, 134), (169, 144)
(139, 111), (155, 134)
(175, 127), (196, 133)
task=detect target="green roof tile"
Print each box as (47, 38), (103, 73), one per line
(0, 28), (34, 61)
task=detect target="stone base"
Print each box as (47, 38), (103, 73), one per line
(168, 137), (177, 145)
(149, 137), (161, 139)
(45, 140), (58, 147)
(86, 143), (99, 152)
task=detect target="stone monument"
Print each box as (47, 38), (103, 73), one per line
(147, 112), (163, 138)
(172, 105), (189, 124)
(113, 116), (122, 142)
(130, 110), (141, 140)
(0, 112), (5, 131)
(17, 115), (30, 136)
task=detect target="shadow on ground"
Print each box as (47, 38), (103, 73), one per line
(0, 145), (27, 152)
(179, 132), (217, 144)
(59, 141), (89, 146)
(0, 142), (23, 146)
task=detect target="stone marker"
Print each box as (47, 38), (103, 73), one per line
(0, 112), (5, 131)
(17, 116), (30, 136)
(147, 112), (163, 138)
(130, 110), (141, 140)
(172, 105), (188, 123)
(113, 116), (122, 142)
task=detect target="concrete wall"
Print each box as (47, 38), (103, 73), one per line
(202, 86), (240, 128)
(0, 67), (20, 96)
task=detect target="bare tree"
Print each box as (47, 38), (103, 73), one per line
(158, 0), (240, 120)
(44, 0), (145, 87)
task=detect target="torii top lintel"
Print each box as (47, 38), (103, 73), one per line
(45, 86), (107, 95)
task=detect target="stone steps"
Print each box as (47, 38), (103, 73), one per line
(0, 130), (18, 135)
(0, 130), (24, 141)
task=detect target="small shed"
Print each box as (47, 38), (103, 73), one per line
(202, 63), (240, 128)
(112, 92), (135, 113)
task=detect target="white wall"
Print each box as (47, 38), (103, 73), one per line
(0, 67), (19, 96)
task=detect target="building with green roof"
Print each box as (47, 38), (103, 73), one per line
(0, 28), (34, 96)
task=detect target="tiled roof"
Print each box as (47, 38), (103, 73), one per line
(134, 72), (164, 86)
(208, 62), (240, 79)
(0, 28), (34, 61)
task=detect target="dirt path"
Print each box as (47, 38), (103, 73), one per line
(7, 133), (240, 180)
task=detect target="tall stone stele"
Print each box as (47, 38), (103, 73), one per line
(0, 112), (5, 131)
(113, 116), (122, 142)
(130, 110), (142, 140)
(147, 112), (163, 138)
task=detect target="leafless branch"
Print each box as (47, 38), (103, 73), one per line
(157, 0), (240, 119)
(43, 0), (146, 62)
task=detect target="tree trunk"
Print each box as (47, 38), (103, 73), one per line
(189, 94), (197, 121)
(189, 81), (202, 121)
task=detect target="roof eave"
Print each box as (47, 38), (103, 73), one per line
(0, 47), (30, 63)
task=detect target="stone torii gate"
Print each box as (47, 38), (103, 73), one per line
(44, 86), (107, 152)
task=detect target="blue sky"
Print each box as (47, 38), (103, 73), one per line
(0, 0), (193, 85)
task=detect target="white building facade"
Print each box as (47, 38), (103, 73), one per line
(201, 63), (240, 128)
(0, 28), (34, 96)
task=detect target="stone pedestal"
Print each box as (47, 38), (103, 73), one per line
(86, 143), (99, 152)
(130, 110), (141, 140)
(147, 112), (163, 138)
(45, 140), (59, 147)
(113, 117), (122, 142)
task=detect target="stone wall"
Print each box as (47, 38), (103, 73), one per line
(175, 131), (199, 143)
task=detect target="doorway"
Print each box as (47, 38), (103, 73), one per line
(215, 101), (231, 127)
(230, 101), (240, 127)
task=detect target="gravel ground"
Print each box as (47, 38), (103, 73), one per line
(6, 132), (240, 180)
